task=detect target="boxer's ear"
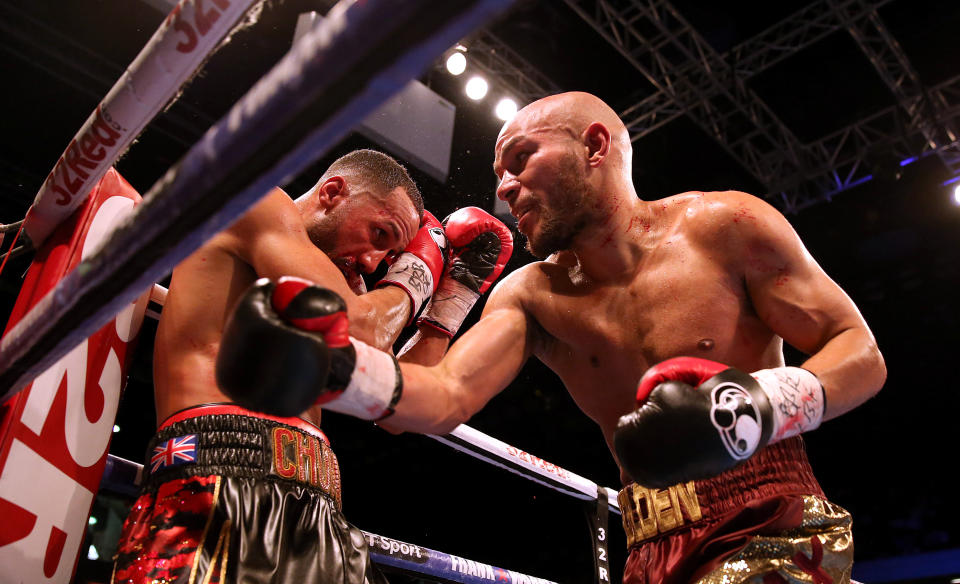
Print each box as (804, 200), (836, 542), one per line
(316, 176), (348, 209)
(583, 122), (611, 167)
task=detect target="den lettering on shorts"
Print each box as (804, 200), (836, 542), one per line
(618, 481), (703, 548)
(617, 437), (825, 549)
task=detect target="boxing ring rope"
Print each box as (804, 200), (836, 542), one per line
(432, 425), (621, 515)
(0, 0), (517, 399)
(99, 416), (621, 584)
(20, 0), (264, 249)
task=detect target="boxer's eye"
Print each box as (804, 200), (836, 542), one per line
(512, 151), (530, 173)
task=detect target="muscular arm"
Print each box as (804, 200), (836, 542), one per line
(379, 272), (536, 434)
(227, 188), (410, 350)
(730, 192), (886, 419)
(397, 326), (452, 366)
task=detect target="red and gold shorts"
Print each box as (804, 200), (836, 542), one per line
(619, 437), (854, 584)
(111, 404), (386, 584)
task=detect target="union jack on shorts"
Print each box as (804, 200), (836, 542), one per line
(151, 434), (199, 473)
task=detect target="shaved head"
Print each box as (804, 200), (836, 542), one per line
(503, 92), (629, 142)
(498, 92), (633, 180)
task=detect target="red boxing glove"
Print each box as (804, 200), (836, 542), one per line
(376, 211), (447, 325)
(444, 206), (513, 294)
(418, 207), (513, 337)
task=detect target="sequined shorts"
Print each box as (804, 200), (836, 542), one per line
(620, 438), (853, 583)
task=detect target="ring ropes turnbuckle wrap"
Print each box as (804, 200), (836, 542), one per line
(430, 425), (619, 584)
(20, 0), (264, 249)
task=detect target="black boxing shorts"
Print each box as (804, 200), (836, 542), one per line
(111, 404), (387, 584)
(619, 437), (854, 584)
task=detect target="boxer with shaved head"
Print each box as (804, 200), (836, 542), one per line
(221, 93), (884, 583)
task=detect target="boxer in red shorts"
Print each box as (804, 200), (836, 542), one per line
(215, 93), (885, 583)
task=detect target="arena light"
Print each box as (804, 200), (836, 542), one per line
(445, 49), (466, 75)
(494, 97), (518, 121)
(943, 175), (960, 206)
(465, 75), (488, 100)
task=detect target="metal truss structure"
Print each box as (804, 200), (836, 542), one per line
(462, 31), (562, 104)
(828, 0), (960, 177)
(562, 0), (960, 212)
(476, 0), (960, 213)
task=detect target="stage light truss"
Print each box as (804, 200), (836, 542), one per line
(558, 0), (960, 213)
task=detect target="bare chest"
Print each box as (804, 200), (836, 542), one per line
(527, 249), (766, 429)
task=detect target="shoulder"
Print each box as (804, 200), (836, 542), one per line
(220, 188), (304, 244)
(488, 260), (548, 303)
(229, 188), (301, 234)
(486, 255), (571, 307)
(668, 190), (792, 247)
(215, 188), (307, 258)
(668, 189), (772, 222)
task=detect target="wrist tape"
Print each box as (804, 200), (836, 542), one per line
(322, 337), (402, 420)
(751, 367), (825, 443)
(378, 254), (435, 325)
(419, 279), (478, 337)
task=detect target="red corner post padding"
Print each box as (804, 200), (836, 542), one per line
(0, 168), (149, 583)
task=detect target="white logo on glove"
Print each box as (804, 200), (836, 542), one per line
(709, 383), (763, 460)
(428, 227), (446, 250)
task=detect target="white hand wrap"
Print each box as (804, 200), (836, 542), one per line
(378, 254), (434, 323)
(751, 367), (825, 443)
(323, 337), (402, 420)
(420, 278), (479, 337)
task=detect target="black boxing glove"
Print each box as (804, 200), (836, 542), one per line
(614, 357), (825, 489)
(418, 207), (513, 337)
(217, 277), (402, 419)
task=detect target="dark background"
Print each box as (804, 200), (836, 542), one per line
(1, 0), (959, 582)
